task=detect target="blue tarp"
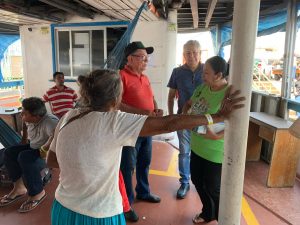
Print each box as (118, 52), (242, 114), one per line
(0, 34), (20, 83)
(210, 3), (300, 56)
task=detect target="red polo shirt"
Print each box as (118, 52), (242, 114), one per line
(120, 66), (154, 111)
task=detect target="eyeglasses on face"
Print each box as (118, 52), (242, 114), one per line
(131, 54), (150, 62)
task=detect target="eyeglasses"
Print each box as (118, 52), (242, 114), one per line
(131, 54), (150, 62)
(184, 51), (200, 56)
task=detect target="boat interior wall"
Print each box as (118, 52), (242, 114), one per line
(251, 91), (281, 116)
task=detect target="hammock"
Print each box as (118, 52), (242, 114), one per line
(104, 1), (148, 70)
(0, 118), (21, 148)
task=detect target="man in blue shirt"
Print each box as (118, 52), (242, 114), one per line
(167, 40), (203, 199)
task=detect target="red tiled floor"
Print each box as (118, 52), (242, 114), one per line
(244, 161), (300, 225)
(0, 141), (299, 225)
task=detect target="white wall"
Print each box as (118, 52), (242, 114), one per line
(20, 12), (177, 114)
(132, 10), (177, 113)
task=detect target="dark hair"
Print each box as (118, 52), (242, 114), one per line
(78, 69), (121, 110)
(53, 72), (64, 79)
(77, 75), (85, 84)
(22, 97), (47, 117)
(206, 56), (228, 78)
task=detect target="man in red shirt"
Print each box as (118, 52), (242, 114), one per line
(120, 41), (163, 222)
(43, 72), (77, 118)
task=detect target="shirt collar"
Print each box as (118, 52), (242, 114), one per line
(124, 65), (144, 77)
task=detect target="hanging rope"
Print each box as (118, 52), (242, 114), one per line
(103, 1), (148, 70)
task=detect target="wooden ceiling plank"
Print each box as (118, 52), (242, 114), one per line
(81, 0), (127, 20)
(123, 0), (154, 21)
(101, 0), (135, 20)
(190, 0), (199, 29)
(205, 0), (218, 28)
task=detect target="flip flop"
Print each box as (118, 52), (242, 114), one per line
(18, 194), (47, 213)
(0, 194), (26, 207)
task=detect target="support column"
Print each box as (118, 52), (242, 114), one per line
(218, 0), (260, 224)
(281, 0), (298, 101)
(215, 24), (221, 56)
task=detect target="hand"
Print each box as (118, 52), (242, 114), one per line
(203, 127), (218, 140)
(154, 109), (164, 117)
(148, 111), (157, 117)
(217, 85), (245, 118)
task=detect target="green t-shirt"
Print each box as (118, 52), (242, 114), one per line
(190, 84), (227, 163)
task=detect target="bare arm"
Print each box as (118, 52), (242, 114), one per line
(20, 122), (28, 144)
(168, 88), (176, 115)
(203, 129), (224, 140)
(153, 98), (163, 116)
(46, 150), (59, 168)
(153, 98), (158, 109)
(182, 99), (192, 114)
(140, 87), (245, 137)
(41, 134), (54, 151)
(139, 114), (224, 137)
(46, 120), (61, 168)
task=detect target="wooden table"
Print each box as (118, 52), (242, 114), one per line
(247, 112), (300, 187)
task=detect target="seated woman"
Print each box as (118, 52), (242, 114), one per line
(47, 69), (244, 225)
(0, 97), (58, 212)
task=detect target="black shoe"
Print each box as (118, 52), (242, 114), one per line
(176, 183), (190, 199)
(124, 208), (139, 222)
(136, 193), (161, 203)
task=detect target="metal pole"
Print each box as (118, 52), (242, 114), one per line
(281, 0), (297, 101)
(218, 0), (260, 224)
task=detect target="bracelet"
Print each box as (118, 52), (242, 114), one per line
(40, 146), (48, 153)
(204, 114), (213, 125)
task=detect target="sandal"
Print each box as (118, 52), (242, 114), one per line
(18, 194), (47, 213)
(0, 194), (26, 207)
(192, 214), (206, 224)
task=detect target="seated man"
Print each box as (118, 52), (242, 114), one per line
(43, 72), (78, 118)
(0, 97), (58, 213)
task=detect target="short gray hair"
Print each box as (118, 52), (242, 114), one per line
(78, 69), (121, 110)
(183, 40), (201, 52)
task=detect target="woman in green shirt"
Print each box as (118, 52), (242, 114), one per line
(183, 56), (228, 224)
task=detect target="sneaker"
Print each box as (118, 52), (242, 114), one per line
(176, 183), (190, 199)
(124, 208), (139, 222)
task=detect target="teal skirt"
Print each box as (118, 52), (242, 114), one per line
(51, 199), (126, 225)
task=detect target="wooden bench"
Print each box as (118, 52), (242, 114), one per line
(246, 112), (300, 187)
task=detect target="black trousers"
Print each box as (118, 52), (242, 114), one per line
(4, 144), (46, 196)
(190, 151), (222, 222)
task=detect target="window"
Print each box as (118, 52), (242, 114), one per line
(56, 28), (105, 77)
(54, 24), (126, 78)
(1, 39), (23, 81)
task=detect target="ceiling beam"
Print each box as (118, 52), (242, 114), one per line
(39, 0), (94, 19)
(0, 8), (62, 23)
(205, 0), (218, 28)
(190, 0), (198, 28)
(259, 2), (288, 16)
(0, 1), (64, 23)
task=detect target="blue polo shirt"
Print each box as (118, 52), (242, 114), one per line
(167, 63), (203, 114)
